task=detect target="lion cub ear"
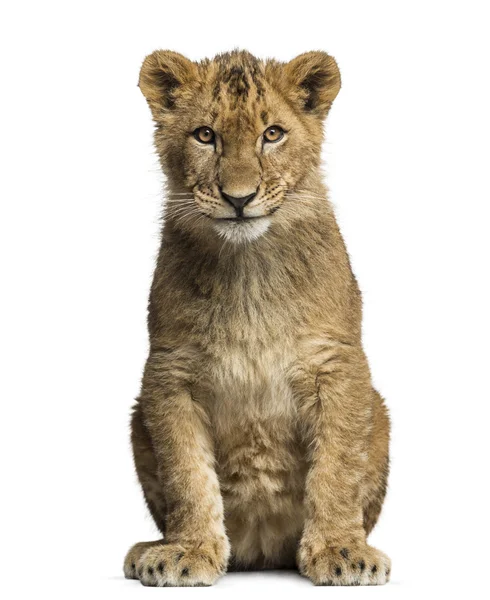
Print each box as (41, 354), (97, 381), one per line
(285, 51), (341, 118)
(138, 50), (197, 116)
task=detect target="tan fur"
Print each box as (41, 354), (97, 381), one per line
(124, 49), (390, 586)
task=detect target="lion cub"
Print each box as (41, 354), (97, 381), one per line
(124, 49), (391, 587)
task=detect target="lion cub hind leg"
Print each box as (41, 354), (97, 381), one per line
(130, 403), (167, 533)
(363, 389), (390, 536)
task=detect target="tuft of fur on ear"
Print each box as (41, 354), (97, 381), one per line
(285, 51), (341, 117)
(138, 50), (197, 116)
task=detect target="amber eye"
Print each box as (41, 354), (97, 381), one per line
(193, 126), (215, 144)
(263, 125), (285, 143)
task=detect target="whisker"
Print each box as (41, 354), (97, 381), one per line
(168, 208), (201, 219)
(285, 195), (327, 202)
(172, 207), (208, 229)
(164, 203), (196, 209)
(286, 192), (326, 200)
(166, 199), (196, 205)
(165, 202), (195, 208)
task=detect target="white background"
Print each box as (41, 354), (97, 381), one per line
(1, 1), (489, 598)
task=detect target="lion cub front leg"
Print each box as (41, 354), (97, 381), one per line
(135, 355), (229, 587)
(296, 345), (391, 586)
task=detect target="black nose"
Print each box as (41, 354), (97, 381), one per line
(221, 191), (256, 214)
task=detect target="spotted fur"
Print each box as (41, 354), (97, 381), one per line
(124, 49), (391, 587)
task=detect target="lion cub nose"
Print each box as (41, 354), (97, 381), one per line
(221, 190), (257, 215)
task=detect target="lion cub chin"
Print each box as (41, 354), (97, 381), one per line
(124, 49), (391, 587)
(213, 216), (272, 244)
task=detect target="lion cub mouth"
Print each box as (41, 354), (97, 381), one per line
(219, 216), (265, 222)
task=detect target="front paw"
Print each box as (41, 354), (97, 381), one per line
(298, 540), (391, 586)
(137, 538), (229, 587)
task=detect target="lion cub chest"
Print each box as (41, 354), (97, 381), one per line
(204, 342), (306, 565)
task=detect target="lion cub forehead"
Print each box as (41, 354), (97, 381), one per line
(201, 51), (270, 104)
(192, 51), (287, 130)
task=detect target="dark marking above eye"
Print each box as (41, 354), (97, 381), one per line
(249, 62), (265, 97)
(212, 80), (221, 99)
(260, 110), (269, 124)
(340, 548), (349, 559)
(223, 65), (245, 83)
(222, 65), (250, 99)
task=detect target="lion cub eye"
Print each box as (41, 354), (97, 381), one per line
(263, 126), (285, 143)
(193, 126), (215, 144)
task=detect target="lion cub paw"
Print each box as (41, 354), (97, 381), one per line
(130, 539), (228, 587)
(298, 542), (391, 586)
(124, 540), (163, 579)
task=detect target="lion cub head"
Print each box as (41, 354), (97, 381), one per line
(139, 50), (340, 244)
